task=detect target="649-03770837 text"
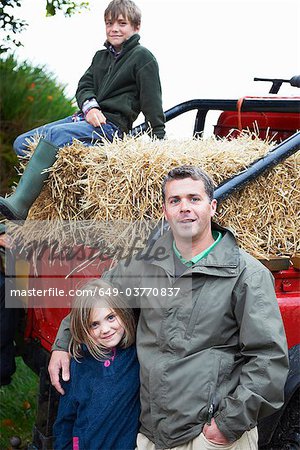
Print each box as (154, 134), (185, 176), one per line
(8, 286), (181, 298)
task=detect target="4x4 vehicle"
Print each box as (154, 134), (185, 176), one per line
(1, 76), (300, 449)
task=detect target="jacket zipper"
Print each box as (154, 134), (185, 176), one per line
(207, 393), (216, 425)
(100, 59), (116, 95)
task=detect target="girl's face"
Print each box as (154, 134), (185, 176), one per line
(89, 307), (125, 348)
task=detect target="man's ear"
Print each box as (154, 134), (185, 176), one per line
(211, 199), (217, 217)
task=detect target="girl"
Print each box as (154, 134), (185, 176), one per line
(53, 279), (140, 450)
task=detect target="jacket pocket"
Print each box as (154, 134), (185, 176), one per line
(205, 352), (234, 423)
(184, 279), (216, 340)
(206, 389), (217, 425)
(206, 356), (221, 424)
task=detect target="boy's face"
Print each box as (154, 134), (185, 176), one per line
(105, 14), (140, 51)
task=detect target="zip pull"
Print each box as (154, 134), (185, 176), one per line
(207, 402), (214, 425)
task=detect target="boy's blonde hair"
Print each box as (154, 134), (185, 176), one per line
(69, 278), (136, 361)
(104, 0), (141, 28)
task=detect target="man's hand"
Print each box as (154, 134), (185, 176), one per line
(48, 350), (71, 395)
(203, 418), (231, 445)
(85, 108), (107, 127)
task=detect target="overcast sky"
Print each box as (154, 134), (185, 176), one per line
(12, 0), (300, 137)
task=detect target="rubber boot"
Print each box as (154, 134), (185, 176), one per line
(0, 139), (59, 222)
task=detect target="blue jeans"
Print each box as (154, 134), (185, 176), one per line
(13, 115), (123, 156)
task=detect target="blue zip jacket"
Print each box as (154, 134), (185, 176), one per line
(53, 345), (140, 450)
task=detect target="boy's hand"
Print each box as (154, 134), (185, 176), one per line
(85, 108), (107, 127)
(48, 350), (71, 395)
(203, 418), (231, 444)
(0, 233), (13, 249)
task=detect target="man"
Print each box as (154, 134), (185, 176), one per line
(49, 165), (288, 449)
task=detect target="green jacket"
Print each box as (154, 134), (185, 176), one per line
(76, 34), (165, 138)
(54, 223), (288, 448)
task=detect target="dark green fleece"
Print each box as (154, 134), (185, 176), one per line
(76, 34), (165, 138)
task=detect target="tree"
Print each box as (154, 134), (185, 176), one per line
(0, 55), (76, 195)
(0, 0), (89, 54)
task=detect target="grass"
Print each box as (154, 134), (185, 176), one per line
(0, 357), (39, 450)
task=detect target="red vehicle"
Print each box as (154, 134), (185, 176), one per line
(1, 76), (300, 450)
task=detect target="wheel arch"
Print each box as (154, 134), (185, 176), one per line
(258, 344), (300, 447)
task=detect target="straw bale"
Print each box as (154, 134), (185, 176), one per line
(8, 134), (300, 260)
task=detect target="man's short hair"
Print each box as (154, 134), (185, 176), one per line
(104, 0), (141, 28)
(162, 165), (215, 203)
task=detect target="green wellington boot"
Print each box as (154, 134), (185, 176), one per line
(0, 139), (59, 222)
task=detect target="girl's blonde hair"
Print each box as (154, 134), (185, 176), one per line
(69, 278), (136, 361)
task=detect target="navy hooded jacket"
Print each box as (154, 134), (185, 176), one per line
(53, 345), (140, 450)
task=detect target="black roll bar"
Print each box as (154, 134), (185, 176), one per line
(131, 98), (300, 137)
(214, 131), (300, 202)
(146, 130), (300, 245)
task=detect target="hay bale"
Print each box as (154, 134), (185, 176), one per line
(10, 134), (300, 260)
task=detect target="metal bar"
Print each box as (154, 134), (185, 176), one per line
(269, 82), (283, 94)
(165, 99), (300, 119)
(193, 110), (208, 136)
(214, 131), (300, 202)
(131, 98), (300, 136)
(147, 132), (300, 246)
(254, 77), (290, 83)
(254, 77), (291, 93)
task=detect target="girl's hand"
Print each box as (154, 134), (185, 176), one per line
(203, 418), (231, 444)
(85, 108), (107, 127)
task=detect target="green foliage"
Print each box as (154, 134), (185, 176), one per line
(0, 357), (39, 449)
(46, 0), (89, 17)
(0, 1), (26, 52)
(1, 55), (76, 127)
(0, 55), (76, 194)
(0, 0), (89, 53)
(0, 144), (19, 197)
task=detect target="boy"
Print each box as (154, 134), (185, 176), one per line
(0, 0), (165, 221)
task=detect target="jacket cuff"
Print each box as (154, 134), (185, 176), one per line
(214, 413), (238, 441)
(82, 98), (100, 116)
(149, 126), (166, 140)
(51, 337), (70, 352)
(153, 130), (166, 140)
(213, 411), (248, 442)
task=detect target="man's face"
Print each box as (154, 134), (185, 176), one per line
(105, 14), (140, 51)
(163, 177), (217, 243)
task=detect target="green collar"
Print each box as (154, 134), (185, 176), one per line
(173, 230), (222, 267)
